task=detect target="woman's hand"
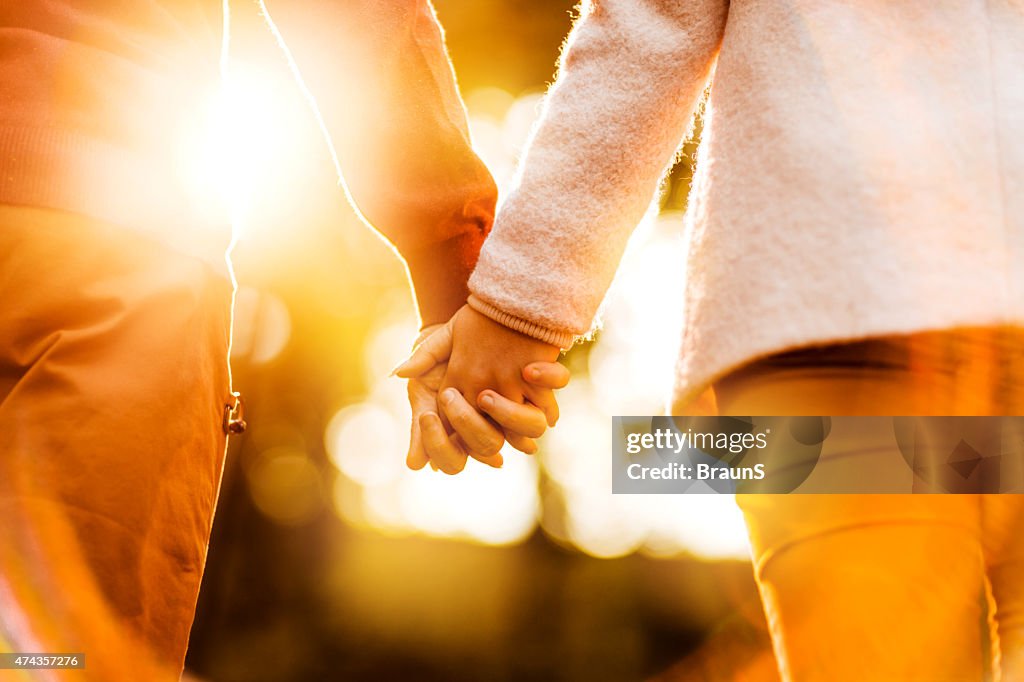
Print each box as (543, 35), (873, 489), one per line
(397, 314), (569, 475)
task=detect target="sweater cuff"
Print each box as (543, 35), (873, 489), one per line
(467, 295), (576, 350)
(404, 231), (485, 328)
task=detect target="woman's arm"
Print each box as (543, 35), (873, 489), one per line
(468, 0), (729, 344)
(261, 0), (497, 327)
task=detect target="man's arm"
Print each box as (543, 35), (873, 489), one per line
(259, 0), (497, 326)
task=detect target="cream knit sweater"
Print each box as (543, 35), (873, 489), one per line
(467, 0), (1024, 410)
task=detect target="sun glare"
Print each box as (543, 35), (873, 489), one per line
(203, 80), (754, 561)
(178, 62), (308, 232)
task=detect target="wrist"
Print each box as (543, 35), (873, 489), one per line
(404, 233), (482, 327)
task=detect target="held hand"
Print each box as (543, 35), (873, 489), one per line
(432, 360), (569, 459)
(439, 305), (562, 423)
(404, 340), (492, 473)
(396, 312), (568, 474)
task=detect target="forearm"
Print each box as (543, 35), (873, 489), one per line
(468, 0), (728, 344)
(261, 0), (497, 325)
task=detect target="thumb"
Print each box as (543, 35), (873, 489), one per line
(392, 321), (453, 378)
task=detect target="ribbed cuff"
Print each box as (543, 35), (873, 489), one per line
(467, 295), (576, 350)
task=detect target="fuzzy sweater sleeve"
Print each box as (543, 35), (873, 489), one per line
(263, 0), (497, 327)
(467, 0), (728, 348)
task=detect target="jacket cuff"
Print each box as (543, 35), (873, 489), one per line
(403, 231), (485, 328)
(467, 295), (576, 350)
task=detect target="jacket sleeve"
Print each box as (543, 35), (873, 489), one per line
(261, 0), (497, 327)
(466, 0), (728, 348)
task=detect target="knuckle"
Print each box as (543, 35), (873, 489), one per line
(467, 433), (501, 459)
(480, 437), (504, 458)
(444, 405), (465, 426)
(424, 439), (448, 460)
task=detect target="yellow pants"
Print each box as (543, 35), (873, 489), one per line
(715, 333), (1024, 681)
(0, 206), (233, 679)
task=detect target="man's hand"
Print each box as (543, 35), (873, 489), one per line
(397, 314), (569, 475)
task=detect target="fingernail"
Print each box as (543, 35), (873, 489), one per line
(479, 393), (494, 409)
(529, 367), (541, 380)
(388, 361), (406, 377)
(442, 388), (458, 404)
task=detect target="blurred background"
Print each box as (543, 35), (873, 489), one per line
(183, 2), (778, 680)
